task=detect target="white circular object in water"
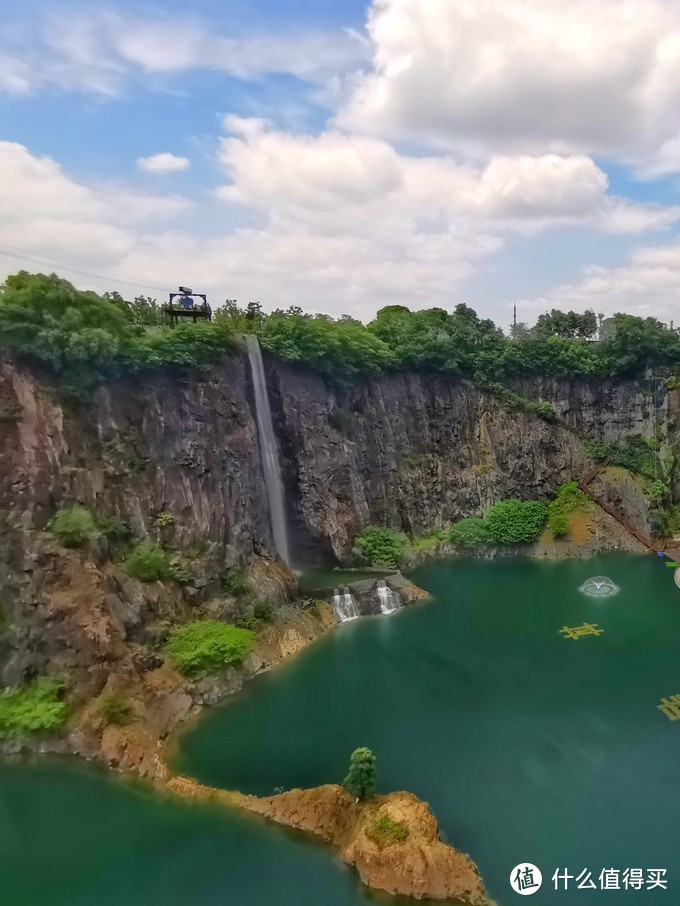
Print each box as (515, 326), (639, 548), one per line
(580, 576), (619, 598)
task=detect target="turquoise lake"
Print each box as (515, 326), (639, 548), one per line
(2, 554), (679, 904)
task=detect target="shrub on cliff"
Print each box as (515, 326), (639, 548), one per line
(164, 620), (255, 677)
(449, 517), (494, 546)
(367, 814), (409, 846)
(356, 527), (409, 568)
(98, 691), (133, 726)
(485, 499), (549, 543)
(547, 511), (570, 538)
(343, 747), (377, 801)
(0, 679), (68, 738)
(49, 506), (97, 548)
(123, 543), (171, 582)
(222, 570), (249, 597)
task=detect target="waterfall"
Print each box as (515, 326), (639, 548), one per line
(377, 579), (403, 615)
(333, 586), (360, 622)
(246, 335), (291, 564)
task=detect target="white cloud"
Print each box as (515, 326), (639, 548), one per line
(0, 142), (190, 272)
(521, 241), (680, 322)
(0, 10), (368, 98)
(217, 118), (680, 237)
(138, 153), (191, 175)
(337, 0), (680, 172)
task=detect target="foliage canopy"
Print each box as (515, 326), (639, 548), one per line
(2, 273), (679, 398)
(49, 506), (97, 548)
(164, 620), (255, 677)
(0, 679), (68, 738)
(355, 527), (409, 568)
(123, 543), (172, 582)
(343, 747), (377, 801)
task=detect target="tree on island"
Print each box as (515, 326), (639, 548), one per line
(343, 747), (377, 801)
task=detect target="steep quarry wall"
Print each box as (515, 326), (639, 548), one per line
(271, 364), (674, 559)
(0, 352), (676, 700)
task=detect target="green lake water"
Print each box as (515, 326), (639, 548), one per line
(2, 554), (680, 904)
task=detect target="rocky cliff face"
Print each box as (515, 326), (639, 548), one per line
(271, 363), (676, 560)
(0, 353), (675, 701)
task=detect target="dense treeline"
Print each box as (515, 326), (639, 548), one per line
(0, 271), (678, 397)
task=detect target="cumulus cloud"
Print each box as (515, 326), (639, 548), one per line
(338, 0), (680, 171)
(217, 117), (680, 237)
(521, 241), (680, 323)
(138, 153), (191, 175)
(0, 142), (190, 272)
(0, 9), (368, 97)
(3, 129), (679, 323)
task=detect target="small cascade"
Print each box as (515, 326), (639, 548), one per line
(377, 579), (403, 615)
(245, 335), (291, 564)
(333, 587), (360, 622)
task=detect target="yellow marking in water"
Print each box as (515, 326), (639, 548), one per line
(658, 694), (680, 721)
(560, 623), (605, 640)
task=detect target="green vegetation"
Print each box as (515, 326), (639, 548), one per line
(98, 691), (133, 726)
(656, 505), (680, 538)
(451, 499), (549, 546)
(367, 814), (409, 846)
(0, 272), (235, 396)
(0, 679), (68, 738)
(164, 620), (255, 677)
(123, 543), (171, 582)
(449, 517), (493, 545)
(259, 310), (394, 383)
(2, 272), (679, 399)
(548, 512), (570, 538)
(484, 500), (549, 544)
(411, 529), (449, 553)
(649, 480), (669, 505)
(547, 481), (590, 537)
(48, 506), (97, 548)
(476, 379), (557, 421)
(236, 600), (276, 632)
(95, 515), (131, 541)
(356, 527), (409, 568)
(343, 747), (377, 801)
(253, 600), (276, 623)
(222, 570), (249, 597)
(152, 512), (175, 528)
(585, 436), (664, 480)
(167, 557), (192, 584)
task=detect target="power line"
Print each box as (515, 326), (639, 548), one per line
(0, 242), (171, 294)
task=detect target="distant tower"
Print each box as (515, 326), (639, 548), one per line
(513, 304), (517, 329)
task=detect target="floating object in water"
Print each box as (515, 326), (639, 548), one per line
(376, 579), (403, 615)
(579, 576), (619, 597)
(561, 622), (605, 640)
(658, 694), (680, 721)
(675, 567), (680, 590)
(332, 586), (360, 622)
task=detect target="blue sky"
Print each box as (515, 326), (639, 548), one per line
(2, 0), (680, 324)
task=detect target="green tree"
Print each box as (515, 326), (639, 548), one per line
(104, 291), (164, 327)
(532, 309), (598, 340)
(343, 747), (377, 801)
(355, 527), (409, 568)
(0, 272), (137, 391)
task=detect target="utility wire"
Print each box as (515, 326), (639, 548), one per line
(0, 242), (171, 294)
